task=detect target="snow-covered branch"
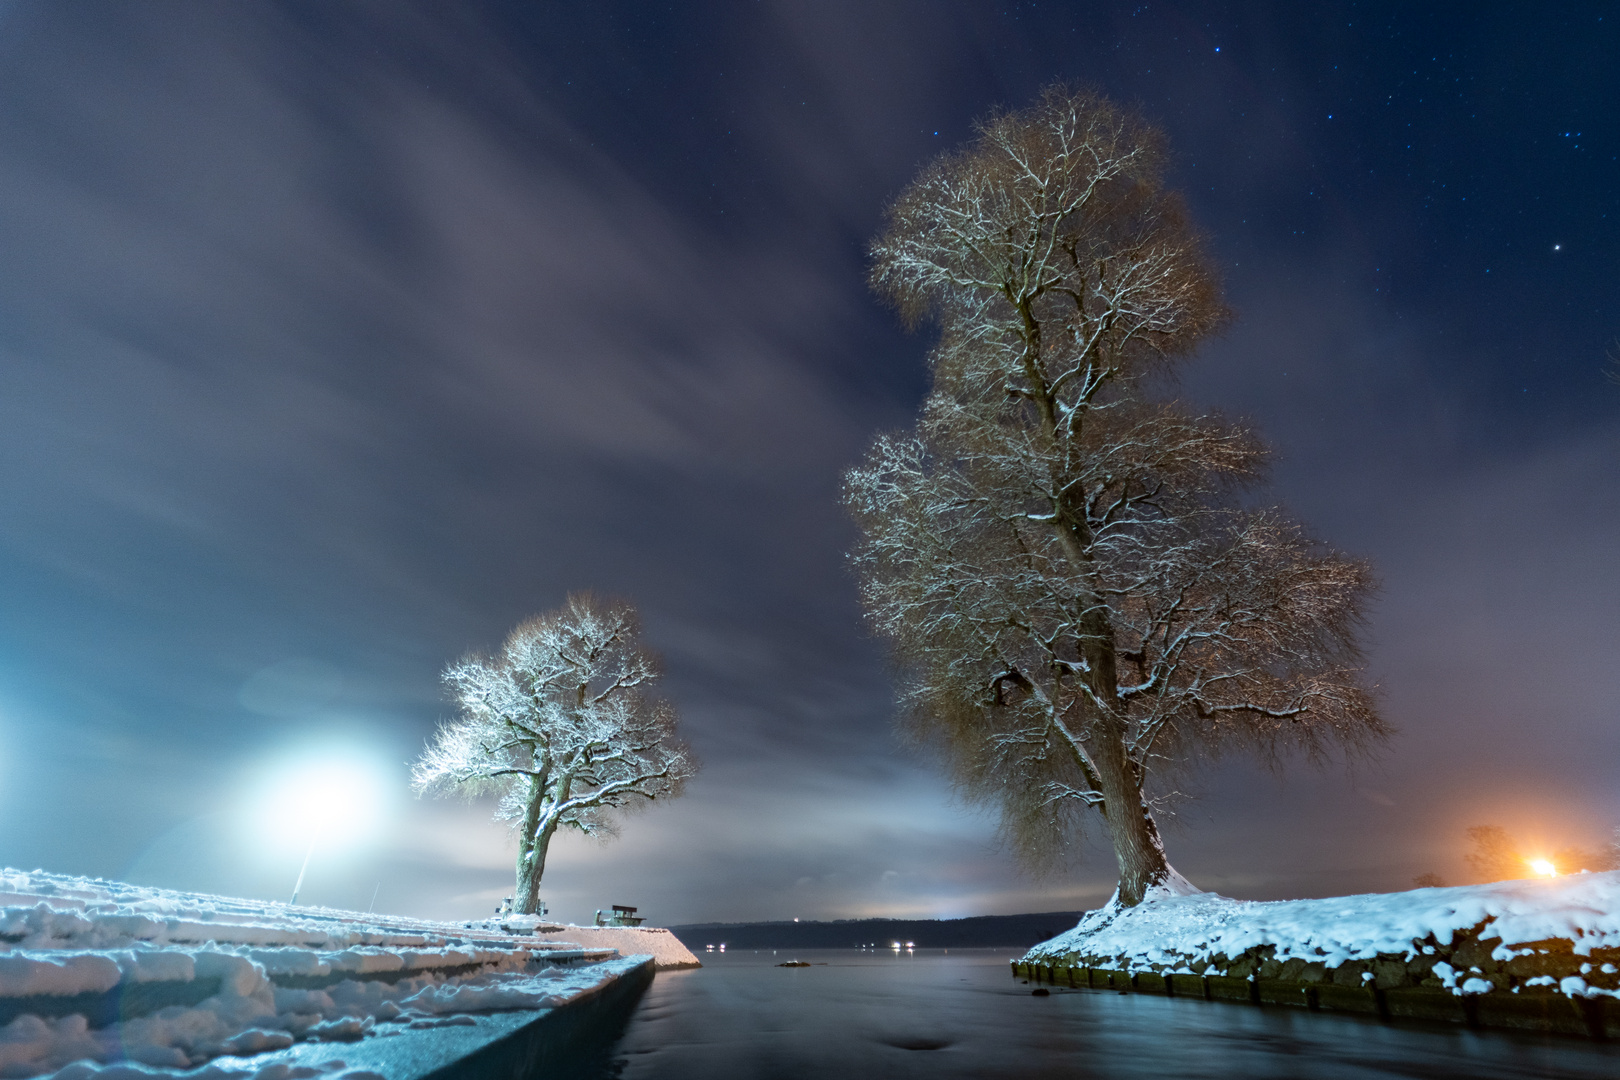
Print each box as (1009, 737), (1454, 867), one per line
(411, 593), (696, 914)
(848, 86), (1386, 906)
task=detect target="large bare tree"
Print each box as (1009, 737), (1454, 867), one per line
(412, 593), (696, 914)
(845, 87), (1387, 907)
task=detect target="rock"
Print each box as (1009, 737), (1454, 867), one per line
(1226, 956), (1259, 979)
(1449, 937), (1500, 972)
(1585, 947), (1620, 968)
(1331, 961), (1369, 988)
(1373, 959), (1409, 990)
(1583, 966), (1620, 991)
(1504, 952), (1581, 979)
(1406, 953), (1440, 980)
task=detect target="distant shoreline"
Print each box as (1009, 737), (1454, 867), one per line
(668, 911), (1086, 950)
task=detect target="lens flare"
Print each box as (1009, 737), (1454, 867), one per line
(246, 748), (392, 856)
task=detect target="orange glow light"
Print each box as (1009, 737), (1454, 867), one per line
(1529, 859), (1558, 878)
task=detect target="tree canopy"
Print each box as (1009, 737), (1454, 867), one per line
(412, 593), (695, 914)
(846, 86), (1387, 906)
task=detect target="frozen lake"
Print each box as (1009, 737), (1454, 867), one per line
(587, 947), (1620, 1079)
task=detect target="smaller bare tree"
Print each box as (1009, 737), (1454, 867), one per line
(412, 593), (696, 914)
(1464, 825), (1521, 882)
(1464, 824), (1618, 882)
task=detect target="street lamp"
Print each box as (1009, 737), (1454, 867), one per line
(290, 833), (319, 905)
(253, 755), (387, 907)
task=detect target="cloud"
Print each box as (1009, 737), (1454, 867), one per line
(0, 2), (1614, 924)
(0, 2), (929, 920)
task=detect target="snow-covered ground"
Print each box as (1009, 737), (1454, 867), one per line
(456, 915), (698, 970)
(532, 926), (699, 969)
(0, 869), (651, 1079)
(1026, 870), (1620, 999)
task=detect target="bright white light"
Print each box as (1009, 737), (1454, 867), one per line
(1529, 859), (1557, 878)
(245, 748), (392, 857)
(278, 763), (376, 840)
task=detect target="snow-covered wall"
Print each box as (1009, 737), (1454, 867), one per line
(532, 926), (699, 969)
(1019, 872), (1620, 1037)
(0, 869), (653, 1078)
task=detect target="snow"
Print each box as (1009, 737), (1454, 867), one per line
(0, 869), (651, 1079)
(1026, 868), (1620, 998)
(44, 1057), (391, 1080)
(1139, 867), (1203, 902)
(532, 926), (700, 969)
(0, 955), (122, 998)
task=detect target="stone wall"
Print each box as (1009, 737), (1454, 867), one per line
(1014, 925), (1620, 1038)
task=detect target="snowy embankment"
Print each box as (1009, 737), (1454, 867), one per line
(1021, 870), (1620, 1033)
(0, 869), (651, 1079)
(532, 927), (699, 970)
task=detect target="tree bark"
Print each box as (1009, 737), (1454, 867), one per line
(516, 816), (557, 915)
(1090, 719), (1170, 906)
(513, 776), (548, 915)
(1080, 625), (1170, 906)
(1054, 485), (1171, 906)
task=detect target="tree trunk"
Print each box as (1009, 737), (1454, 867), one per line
(1057, 509), (1169, 906)
(1052, 465), (1171, 905)
(513, 777), (549, 915)
(515, 818), (557, 915)
(1091, 720), (1170, 906)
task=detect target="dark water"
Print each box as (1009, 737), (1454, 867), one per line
(589, 948), (1619, 1079)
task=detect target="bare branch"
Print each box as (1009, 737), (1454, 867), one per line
(410, 592), (698, 914)
(847, 85), (1386, 906)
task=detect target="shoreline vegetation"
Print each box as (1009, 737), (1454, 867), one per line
(668, 912), (1086, 950)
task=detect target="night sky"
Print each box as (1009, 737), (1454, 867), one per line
(0, 2), (1616, 926)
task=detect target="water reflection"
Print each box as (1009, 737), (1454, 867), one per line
(600, 948), (1619, 1079)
